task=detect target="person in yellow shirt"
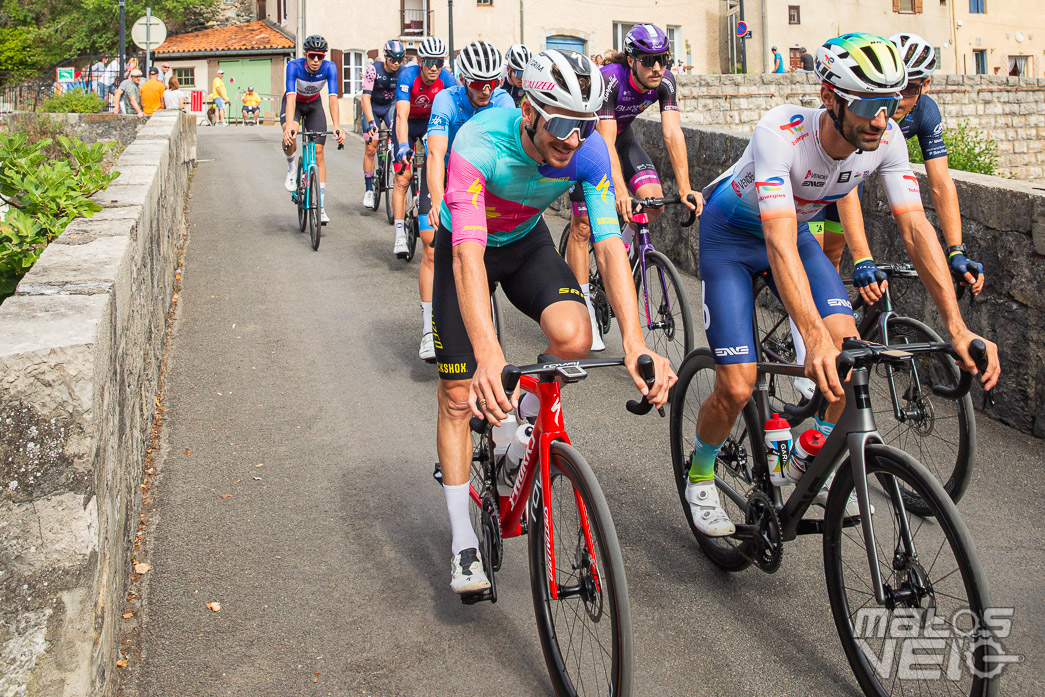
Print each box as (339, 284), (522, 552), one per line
(241, 85), (261, 125)
(210, 69), (229, 126)
(139, 66), (166, 115)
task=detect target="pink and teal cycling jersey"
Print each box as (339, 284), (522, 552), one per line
(442, 109), (621, 247)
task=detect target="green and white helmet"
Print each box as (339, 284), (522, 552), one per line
(814, 33), (907, 95)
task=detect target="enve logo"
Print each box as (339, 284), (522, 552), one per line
(756, 177), (785, 192)
(779, 114), (805, 135)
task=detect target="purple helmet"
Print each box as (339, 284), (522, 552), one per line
(383, 40), (405, 59)
(625, 24), (670, 55)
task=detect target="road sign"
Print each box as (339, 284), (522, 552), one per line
(131, 15), (167, 51)
(56, 67), (75, 83)
(736, 21), (748, 38)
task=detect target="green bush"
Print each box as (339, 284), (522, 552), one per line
(0, 132), (120, 300)
(907, 119), (1003, 177)
(41, 87), (105, 114)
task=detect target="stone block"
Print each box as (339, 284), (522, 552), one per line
(14, 237), (129, 297)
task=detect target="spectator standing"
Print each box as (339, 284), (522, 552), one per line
(163, 76), (187, 111)
(140, 66), (165, 114)
(210, 68), (229, 126)
(771, 46), (785, 73)
(114, 69), (144, 117)
(103, 56), (119, 104)
(91, 56), (108, 95)
(160, 63), (172, 86)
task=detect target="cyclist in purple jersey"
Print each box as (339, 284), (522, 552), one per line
(280, 35), (345, 224)
(563, 23), (701, 350)
(362, 40), (405, 207)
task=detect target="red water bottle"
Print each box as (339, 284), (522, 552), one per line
(786, 429), (826, 483)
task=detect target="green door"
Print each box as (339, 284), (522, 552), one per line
(218, 58), (271, 121)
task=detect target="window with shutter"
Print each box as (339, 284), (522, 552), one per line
(331, 49), (344, 97)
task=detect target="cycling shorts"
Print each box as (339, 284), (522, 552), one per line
(395, 117), (427, 157)
(432, 216), (585, 380)
(569, 127), (660, 217)
(364, 103), (395, 143)
(280, 94), (327, 144)
(699, 185), (852, 365)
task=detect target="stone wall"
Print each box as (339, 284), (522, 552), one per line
(0, 111), (196, 696)
(1, 112), (144, 149)
(629, 117), (1045, 436)
(673, 73), (1045, 183)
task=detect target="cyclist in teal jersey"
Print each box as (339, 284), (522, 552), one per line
(431, 50), (675, 594)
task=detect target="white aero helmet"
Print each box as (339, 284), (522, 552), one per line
(505, 44), (532, 73)
(418, 36), (447, 59)
(522, 49), (605, 113)
(815, 33), (907, 95)
(458, 41), (503, 81)
(889, 32), (937, 80)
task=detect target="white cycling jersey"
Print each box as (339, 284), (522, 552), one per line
(703, 105), (923, 236)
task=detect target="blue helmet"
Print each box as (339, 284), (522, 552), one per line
(383, 39), (405, 60)
(625, 24), (670, 55)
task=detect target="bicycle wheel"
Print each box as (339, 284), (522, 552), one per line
(296, 160), (307, 232)
(529, 441), (632, 697)
(823, 443), (996, 697)
(865, 316), (975, 515)
(307, 169), (321, 251)
(669, 348), (762, 572)
(635, 250), (693, 369)
(384, 149), (395, 225)
(405, 216), (418, 262)
(370, 163), (383, 212)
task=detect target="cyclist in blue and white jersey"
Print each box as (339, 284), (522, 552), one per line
(500, 43), (531, 107)
(415, 41), (515, 362)
(392, 36), (456, 259)
(687, 34), (999, 537)
(361, 40), (405, 208)
(280, 34), (345, 224)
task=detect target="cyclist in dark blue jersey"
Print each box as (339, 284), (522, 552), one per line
(361, 40), (404, 208)
(500, 43), (531, 107)
(280, 35), (345, 224)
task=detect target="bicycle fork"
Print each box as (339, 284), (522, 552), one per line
(632, 224), (674, 332)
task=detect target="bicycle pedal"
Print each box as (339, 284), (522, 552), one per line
(459, 588), (494, 605)
(432, 462), (443, 486)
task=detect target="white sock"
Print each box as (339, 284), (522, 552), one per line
(320, 182), (326, 208)
(789, 316), (807, 365)
(394, 219), (406, 240)
(421, 301), (433, 335)
(622, 223), (637, 248)
(286, 155), (295, 173)
(580, 282), (591, 299)
(580, 282), (596, 312)
(444, 482), (479, 555)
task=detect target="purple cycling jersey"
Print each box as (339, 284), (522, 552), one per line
(597, 62), (678, 133)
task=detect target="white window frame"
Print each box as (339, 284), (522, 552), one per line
(666, 26), (681, 61)
(343, 50), (365, 97)
(612, 22), (636, 52)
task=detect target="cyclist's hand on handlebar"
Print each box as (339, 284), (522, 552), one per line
(852, 259), (888, 305)
(950, 329), (1000, 391)
(615, 189), (634, 224)
(396, 142), (412, 165)
(624, 346), (676, 409)
(334, 128), (346, 146)
(364, 120), (377, 136)
(282, 126), (297, 149)
(805, 332), (845, 403)
(428, 202), (442, 231)
(949, 252), (984, 296)
(678, 185), (704, 217)
(470, 357), (516, 426)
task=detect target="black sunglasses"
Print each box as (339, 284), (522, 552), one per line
(385, 55), (404, 64)
(421, 58), (445, 69)
(637, 52), (671, 69)
(899, 80), (924, 98)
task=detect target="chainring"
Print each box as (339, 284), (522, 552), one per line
(744, 490), (783, 573)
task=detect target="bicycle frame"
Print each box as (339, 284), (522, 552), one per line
(296, 138), (318, 209)
(468, 373), (599, 602)
(631, 211), (675, 333)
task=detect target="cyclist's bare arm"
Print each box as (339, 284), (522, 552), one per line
(924, 157), (983, 294)
(326, 92), (345, 144)
(660, 109), (701, 214)
(595, 120), (631, 223)
(282, 94), (298, 147)
(764, 216), (844, 402)
(835, 187), (888, 304)
(893, 211), (999, 388)
(360, 92), (375, 128)
(394, 101), (411, 156)
(593, 237), (675, 406)
(427, 134), (449, 228)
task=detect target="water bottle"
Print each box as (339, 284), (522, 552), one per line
(764, 413), (793, 486)
(785, 429), (826, 484)
(491, 413), (518, 459)
(506, 423), (534, 473)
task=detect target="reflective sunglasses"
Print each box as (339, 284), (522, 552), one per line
(832, 87), (901, 120)
(468, 79), (499, 92)
(512, 68), (524, 80)
(421, 58), (445, 69)
(385, 55), (404, 64)
(637, 52), (671, 69)
(530, 100), (598, 141)
(306, 52), (326, 61)
(899, 80), (924, 98)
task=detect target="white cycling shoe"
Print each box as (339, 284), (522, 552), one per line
(813, 472), (872, 518)
(393, 236), (409, 259)
(451, 548), (491, 594)
(320, 208), (330, 225)
(284, 171), (296, 192)
(685, 480), (736, 537)
(419, 332), (436, 362)
(794, 377), (817, 401)
(363, 190), (374, 208)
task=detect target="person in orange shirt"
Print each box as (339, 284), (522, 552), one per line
(140, 66), (166, 115)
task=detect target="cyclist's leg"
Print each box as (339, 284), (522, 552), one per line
(393, 119), (424, 248)
(417, 160), (440, 356)
(618, 129), (663, 228)
(279, 95), (298, 158)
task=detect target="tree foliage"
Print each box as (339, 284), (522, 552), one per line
(907, 119), (1005, 177)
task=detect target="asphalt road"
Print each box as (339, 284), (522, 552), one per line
(133, 126), (1042, 696)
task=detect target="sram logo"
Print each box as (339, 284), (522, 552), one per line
(715, 346), (750, 357)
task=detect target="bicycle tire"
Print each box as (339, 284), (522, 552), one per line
(308, 169), (321, 251)
(669, 348), (762, 572)
(558, 222), (611, 337)
(370, 162), (383, 212)
(405, 216), (418, 262)
(635, 249), (693, 369)
(823, 443), (995, 697)
(864, 316), (975, 515)
(296, 160), (307, 232)
(529, 441), (633, 697)
(384, 147), (395, 225)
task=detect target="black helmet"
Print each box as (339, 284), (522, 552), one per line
(303, 35), (328, 53)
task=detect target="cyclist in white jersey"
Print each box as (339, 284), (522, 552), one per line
(687, 34), (999, 536)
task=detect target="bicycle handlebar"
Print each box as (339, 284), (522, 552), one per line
(630, 194), (699, 228)
(291, 128), (345, 149)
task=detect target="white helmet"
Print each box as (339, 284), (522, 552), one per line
(815, 33), (907, 95)
(458, 41), (503, 81)
(505, 44), (532, 73)
(522, 49), (605, 113)
(418, 36), (447, 59)
(889, 32), (937, 80)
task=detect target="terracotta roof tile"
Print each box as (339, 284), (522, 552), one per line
(155, 21), (294, 55)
